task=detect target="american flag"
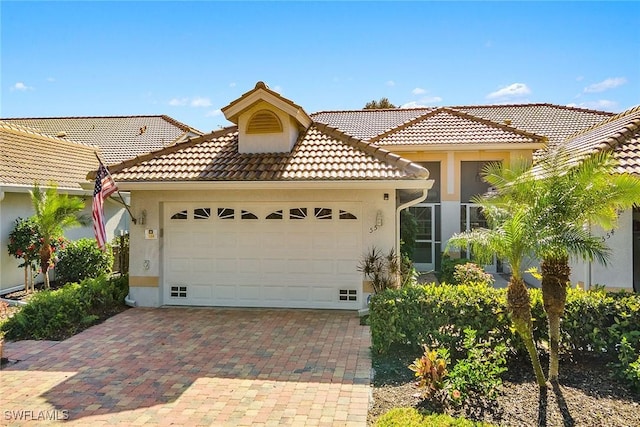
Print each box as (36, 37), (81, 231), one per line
(92, 163), (118, 250)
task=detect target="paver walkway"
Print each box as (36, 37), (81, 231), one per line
(1, 308), (371, 426)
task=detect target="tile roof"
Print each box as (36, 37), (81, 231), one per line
(109, 125), (428, 182)
(0, 121), (99, 190)
(2, 115), (202, 165)
(311, 108), (435, 140)
(370, 108), (545, 147)
(453, 104), (613, 146)
(557, 105), (640, 174)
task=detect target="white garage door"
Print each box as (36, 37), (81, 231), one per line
(163, 202), (362, 309)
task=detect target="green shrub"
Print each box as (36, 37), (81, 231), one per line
(437, 254), (470, 284)
(1, 275), (128, 341)
(375, 408), (494, 427)
(56, 238), (114, 284)
(369, 283), (640, 390)
(446, 329), (507, 402)
(453, 263), (494, 287)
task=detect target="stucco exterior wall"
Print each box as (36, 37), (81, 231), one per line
(570, 209), (634, 291)
(127, 188), (399, 307)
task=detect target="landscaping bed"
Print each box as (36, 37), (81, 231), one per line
(369, 351), (640, 426)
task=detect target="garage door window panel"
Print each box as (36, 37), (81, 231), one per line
(171, 210), (188, 220)
(289, 208), (307, 219)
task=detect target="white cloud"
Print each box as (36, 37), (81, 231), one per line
(486, 83), (531, 100)
(205, 109), (223, 117)
(229, 82), (236, 87)
(386, 80), (395, 87)
(576, 76), (584, 82)
(485, 40), (492, 48)
(11, 82), (34, 91)
(190, 97), (212, 108)
(169, 96), (212, 108)
(401, 96), (442, 109)
(46, 77), (55, 82)
(583, 77), (627, 93)
(169, 97), (188, 106)
(412, 87), (426, 95)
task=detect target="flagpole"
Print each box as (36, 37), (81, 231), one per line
(94, 152), (138, 225)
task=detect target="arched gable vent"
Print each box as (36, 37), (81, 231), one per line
(246, 109), (283, 134)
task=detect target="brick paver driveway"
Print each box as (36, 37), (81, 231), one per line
(1, 308), (371, 426)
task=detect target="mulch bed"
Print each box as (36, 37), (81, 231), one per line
(369, 353), (640, 426)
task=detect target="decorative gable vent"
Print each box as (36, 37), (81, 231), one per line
(247, 110), (283, 134)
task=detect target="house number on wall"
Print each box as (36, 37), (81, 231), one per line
(369, 211), (383, 234)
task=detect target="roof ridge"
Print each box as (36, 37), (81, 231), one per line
(567, 104), (640, 145)
(445, 108), (547, 142)
(311, 107), (433, 116)
(313, 122), (429, 179)
(160, 115), (204, 135)
(593, 107), (640, 152)
(0, 120), (99, 149)
(100, 125), (238, 178)
(2, 114), (179, 120)
(452, 102), (615, 116)
(367, 108), (444, 143)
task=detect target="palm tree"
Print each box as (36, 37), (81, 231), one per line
(447, 204), (548, 388)
(30, 182), (90, 289)
(482, 150), (640, 382)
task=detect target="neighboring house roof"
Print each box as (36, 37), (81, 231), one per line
(370, 108), (546, 147)
(453, 104), (613, 147)
(557, 105), (640, 174)
(312, 104), (612, 147)
(2, 115), (202, 165)
(0, 121), (99, 191)
(109, 124), (428, 182)
(311, 108), (435, 140)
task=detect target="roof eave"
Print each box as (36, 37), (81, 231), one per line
(380, 142), (547, 152)
(113, 179), (433, 192)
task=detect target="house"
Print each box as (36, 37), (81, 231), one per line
(105, 82), (433, 309)
(5, 82), (635, 304)
(104, 82), (632, 310)
(0, 116), (202, 294)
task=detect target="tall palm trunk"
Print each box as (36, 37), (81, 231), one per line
(39, 242), (53, 289)
(507, 276), (547, 387)
(540, 256), (570, 382)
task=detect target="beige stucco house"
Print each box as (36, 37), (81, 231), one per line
(107, 83), (433, 309)
(105, 82), (637, 310)
(4, 82), (637, 304)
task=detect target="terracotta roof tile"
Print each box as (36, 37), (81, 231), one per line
(557, 105), (640, 173)
(311, 108), (435, 140)
(2, 115), (202, 165)
(453, 104), (613, 146)
(110, 125), (428, 182)
(0, 121), (99, 190)
(370, 108), (545, 146)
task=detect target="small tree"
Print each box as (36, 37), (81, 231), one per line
(364, 97), (397, 109)
(30, 182), (89, 289)
(7, 218), (41, 292)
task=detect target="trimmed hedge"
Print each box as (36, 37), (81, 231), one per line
(369, 283), (640, 362)
(1, 275), (129, 341)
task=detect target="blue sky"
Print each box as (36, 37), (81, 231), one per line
(2, 1), (638, 132)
